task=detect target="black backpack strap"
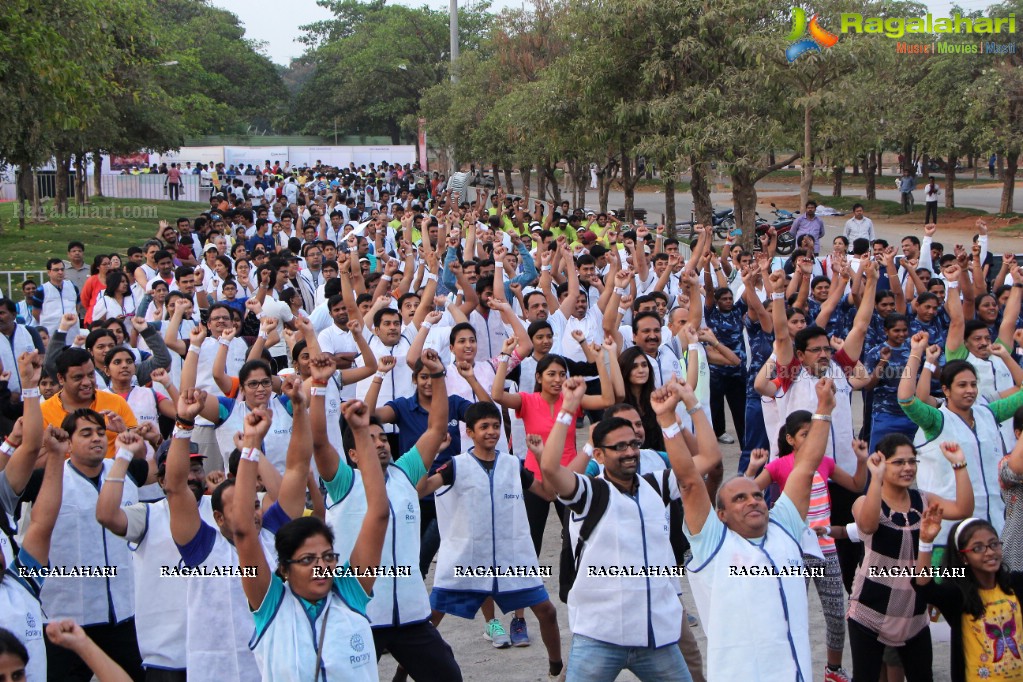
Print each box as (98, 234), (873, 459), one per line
(641, 470), (673, 505)
(573, 478), (612, 571)
(642, 469), (690, 564)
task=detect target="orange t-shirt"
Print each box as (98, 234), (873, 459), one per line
(41, 391), (139, 457)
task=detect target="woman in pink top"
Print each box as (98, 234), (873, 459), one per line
(491, 334), (619, 553)
(746, 409), (868, 682)
(81, 254), (111, 325)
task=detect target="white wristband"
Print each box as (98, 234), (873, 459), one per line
(218, 338), (231, 347)
(918, 541), (934, 553)
(542, 266), (552, 272)
(173, 427), (193, 439)
(688, 343), (700, 351)
(375, 372), (387, 380)
(115, 448), (134, 463)
(618, 307), (629, 316)
(187, 344), (200, 354)
(310, 386), (327, 397)
(947, 281), (959, 290)
(614, 287), (628, 296)
(20, 387), (39, 399)
(422, 321), (434, 330)
(555, 411), (574, 426)
(583, 443), (594, 459)
(239, 447), (261, 463)
(923, 362), (937, 373)
(0, 441), (14, 457)
(686, 402), (703, 416)
(662, 422), (682, 439)
(771, 292), (785, 301)
(381, 275), (393, 282)
(424, 272), (438, 283)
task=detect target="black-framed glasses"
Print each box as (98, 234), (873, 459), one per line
(285, 552), (340, 567)
(805, 346), (832, 354)
(598, 440), (643, 453)
(965, 540), (1003, 554)
(244, 378), (273, 390)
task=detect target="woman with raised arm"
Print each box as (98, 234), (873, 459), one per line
(848, 436), (974, 682)
(232, 400), (388, 682)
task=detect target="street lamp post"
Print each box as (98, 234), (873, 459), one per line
(449, 0), (458, 175)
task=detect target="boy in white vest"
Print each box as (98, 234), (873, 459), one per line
(0, 299), (45, 396)
(678, 375), (837, 682)
(33, 258), (80, 336)
(310, 349), (462, 681)
(25, 408), (151, 680)
(0, 352), (59, 682)
(420, 401), (565, 680)
(95, 435), (215, 681)
(540, 377), (712, 681)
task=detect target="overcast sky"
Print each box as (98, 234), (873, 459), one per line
(210, 0), (522, 64)
(211, 0), (1001, 65)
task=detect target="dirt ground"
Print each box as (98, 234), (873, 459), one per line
(376, 397), (954, 682)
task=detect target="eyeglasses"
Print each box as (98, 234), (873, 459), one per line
(285, 552), (341, 567)
(888, 458), (919, 467)
(805, 346), (832, 354)
(965, 540), (1003, 554)
(244, 378), (273, 390)
(598, 440), (643, 453)
(208, 315), (231, 323)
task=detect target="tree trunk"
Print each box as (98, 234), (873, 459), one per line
(93, 150), (103, 197)
(946, 150), (956, 209)
(730, 167), (758, 252)
(74, 153), (87, 205)
(621, 147), (637, 223)
(865, 150), (878, 201)
(537, 161), (547, 201)
(542, 160), (562, 205)
(799, 104), (814, 208)
(921, 153), (930, 181)
(997, 153), (1004, 179)
(999, 151), (1018, 214)
(832, 164), (843, 197)
(852, 160), (860, 176)
(521, 166), (531, 200)
(17, 165), (29, 230)
(503, 167), (514, 194)
(55, 150), (68, 216)
(30, 168), (41, 223)
(689, 158), (713, 226)
(901, 140), (913, 174)
(973, 155), (979, 181)
(663, 177), (676, 235)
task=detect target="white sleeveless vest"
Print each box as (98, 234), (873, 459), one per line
(687, 519), (811, 682)
(434, 452), (543, 593)
(914, 404), (1006, 544)
(0, 325), (38, 393)
(327, 464), (432, 627)
(184, 527), (277, 682)
(568, 476), (682, 648)
(39, 280), (78, 334)
(41, 460), (138, 626)
(968, 351), (1014, 402)
(130, 497), (216, 669)
(215, 398), (293, 475)
(0, 570), (45, 682)
(123, 386), (159, 426)
(776, 363), (856, 473)
(249, 580), (377, 682)
(194, 336), (248, 428)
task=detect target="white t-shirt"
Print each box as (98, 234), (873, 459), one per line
(260, 297), (294, 358)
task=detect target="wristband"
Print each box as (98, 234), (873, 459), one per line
(688, 343), (700, 351)
(424, 272), (438, 283)
(175, 418), (195, 429)
(104, 477), (125, 484)
(812, 414), (832, 423)
(769, 353), (777, 362)
(310, 379), (328, 388)
(310, 386), (327, 397)
(771, 292), (785, 301)
(21, 387), (40, 399)
(918, 541), (934, 553)
(582, 443), (594, 459)
(686, 402), (703, 416)
(422, 320), (434, 330)
(173, 426), (193, 439)
(846, 523), (861, 543)
(381, 275), (393, 282)
(239, 447), (261, 463)
(662, 422), (683, 439)
(187, 344), (200, 354)
(115, 448), (134, 463)
(374, 372), (387, 381)
(258, 331), (269, 340)
(0, 440), (14, 457)
(218, 337), (231, 347)
(555, 411), (574, 426)
(909, 354), (922, 362)
(952, 460), (968, 470)
(947, 281), (959, 290)
(614, 287), (628, 296)
(429, 370), (447, 379)
(498, 354), (511, 364)
(542, 266), (552, 272)
(923, 362), (937, 373)
(618, 307), (629, 316)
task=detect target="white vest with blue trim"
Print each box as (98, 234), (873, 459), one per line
(0, 569), (45, 682)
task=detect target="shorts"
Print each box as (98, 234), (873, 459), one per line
(430, 585), (549, 619)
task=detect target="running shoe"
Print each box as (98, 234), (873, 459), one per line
(483, 618), (511, 648)
(824, 666), (851, 682)
(686, 612), (699, 628)
(717, 433), (736, 444)
(509, 617), (530, 647)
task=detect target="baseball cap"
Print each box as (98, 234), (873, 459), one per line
(529, 221), (543, 232)
(203, 244), (218, 253)
(579, 230), (598, 243)
(156, 439), (205, 468)
(558, 218), (568, 226)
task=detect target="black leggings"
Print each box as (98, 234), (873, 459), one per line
(847, 618), (933, 682)
(925, 201), (938, 223)
(709, 372), (746, 444)
(523, 488), (567, 556)
(46, 618), (144, 682)
(374, 621), (462, 681)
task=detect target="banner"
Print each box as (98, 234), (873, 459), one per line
(224, 146), (289, 169)
(109, 153), (151, 171)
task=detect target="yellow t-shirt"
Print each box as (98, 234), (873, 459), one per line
(963, 585), (1023, 681)
(41, 391), (139, 458)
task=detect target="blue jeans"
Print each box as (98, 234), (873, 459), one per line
(868, 410), (919, 454)
(739, 397), (770, 475)
(567, 634), (692, 682)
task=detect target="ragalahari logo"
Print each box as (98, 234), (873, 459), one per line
(787, 7), (840, 61)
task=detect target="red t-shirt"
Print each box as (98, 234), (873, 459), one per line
(517, 392), (583, 481)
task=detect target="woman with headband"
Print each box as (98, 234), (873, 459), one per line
(913, 512), (1023, 682)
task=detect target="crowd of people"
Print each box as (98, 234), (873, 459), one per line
(0, 161), (1022, 682)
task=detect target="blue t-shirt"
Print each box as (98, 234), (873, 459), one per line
(706, 299), (747, 377)
(744, 317), (774, 399)
(383, 395), (473, 475)
(863, 341), (911, 416)
(909, 312), (947, 349)
(323, 446), (428, 505)
(176, 501), (291, 568)
(684, 493), (806, 564)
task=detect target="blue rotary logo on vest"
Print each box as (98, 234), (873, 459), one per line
(26, 612), (36, 629)
(350, 634), (365, 652)
(407, 501), (415, 514)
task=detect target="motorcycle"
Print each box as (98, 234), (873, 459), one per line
(752, 203), (796, 255)
(675, 207), (737, 240)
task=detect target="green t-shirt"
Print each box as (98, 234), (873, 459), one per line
(323, 446), (428, 505)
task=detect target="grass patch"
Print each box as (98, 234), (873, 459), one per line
(0, 197), (208, 272)
(808, 193), (995, 219)
(767, 168), (999, 187)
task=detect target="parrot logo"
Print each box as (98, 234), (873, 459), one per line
(787, 8), (840, 62)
